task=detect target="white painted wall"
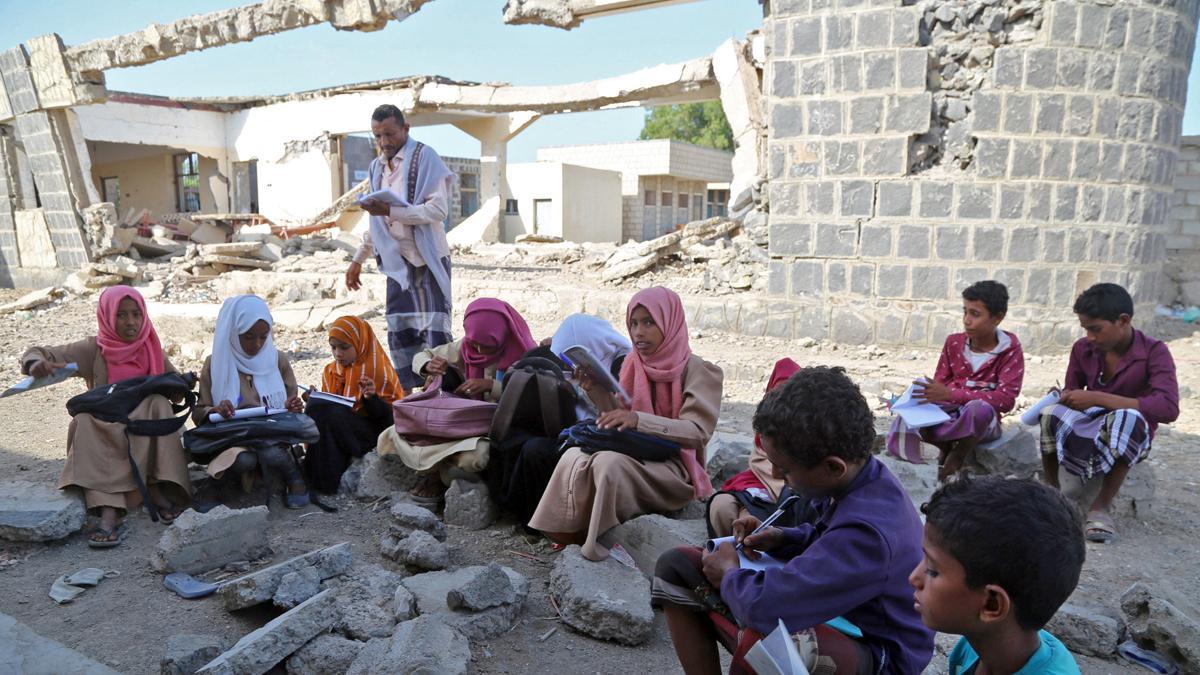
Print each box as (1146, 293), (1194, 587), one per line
(74, 101), (228, 157)
(505, 161), (620, 243)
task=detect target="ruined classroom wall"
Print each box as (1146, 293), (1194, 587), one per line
(764, 0), (1199, 351)
(89, 153), (225, 217)
(1168, 135), (1200, 252)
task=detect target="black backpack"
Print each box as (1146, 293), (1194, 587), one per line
(66, 372), (198, 521)
(489, 356), (579, 441)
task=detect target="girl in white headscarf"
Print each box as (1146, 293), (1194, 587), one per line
(194, 295), (309, 507)
(550, 313), (632, 419)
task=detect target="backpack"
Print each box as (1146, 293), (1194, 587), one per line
(391, 374), (498, 440)
(489, 356), (579, 442)
(66, 372), (198, 521)
(558, 419), (681, 463)
(183, 412), (320, 465)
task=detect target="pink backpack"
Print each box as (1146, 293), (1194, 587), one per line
(391, 375), (498, 440)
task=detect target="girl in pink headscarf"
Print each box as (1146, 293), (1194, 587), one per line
(20, 286), (192, 548)
(530, 286), (724, 561)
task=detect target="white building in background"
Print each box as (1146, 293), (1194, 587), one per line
(503, 162), (622, 243)
(537, 139), (734, 241)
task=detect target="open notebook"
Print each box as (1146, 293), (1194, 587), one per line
(0, 363), (78, 399)
(891, 381), (952, 428)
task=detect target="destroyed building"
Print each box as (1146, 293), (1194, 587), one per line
(2, 0), (1199, 351)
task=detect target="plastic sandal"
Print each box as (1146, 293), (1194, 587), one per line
(87, 522), (127, 549)
(1118, 641), (1180, 674)
(163, 572), (220, 599)
(285, 491), (311, 509)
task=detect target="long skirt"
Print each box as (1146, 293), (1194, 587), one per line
(886, 399), (1000, 464)
(385, 256), (453, 390)
(651, 546), (876, 675)
(59, 395), (191, 512)
(1040, 404), (1150, 479)
(304, 400), (389, 494)
(528, 447), (693, 561)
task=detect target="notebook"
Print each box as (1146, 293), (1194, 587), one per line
(1, 363), (78, 399)
(891, 381), (952, 428)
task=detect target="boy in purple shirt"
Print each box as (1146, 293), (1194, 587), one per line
(652, 366), (934, 674)
(1040, 283), (1179, 543)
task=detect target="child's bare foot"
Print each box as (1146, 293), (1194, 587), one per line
(937, 449), (967, 482)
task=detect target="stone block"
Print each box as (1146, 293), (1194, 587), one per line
(354, 450), (419, 500)
(863, 50), (895, 90)
(860, 224), (893, 257)
(1073, 140), (1100, 181)
(831, 308), (872, 344)
(824, 15), (854, 51)
(840, 180), (873, 216)
(1042, 140), (1072, 180)
(153, 505), (271, 575)
(790, 260), (823, 295)
(389, 502), (446, 541)
(935, 226), (968, 260)
(892, 8), (920, 47)
(851, 263), (874, 295)
(878, 264), (908, 297)
(346, 616), (470, 675)
(333, 564), (406, 641)
(1025, 48), (1057, 89)
(805, 181), (835, 216)
(550, 545), (654, 645)
(772, 60), (796, 98)
(444, 479), (498, 530)
(274, 567), (322, 610)
(1121, 582), (1200, 673)
(401, 565), (529, 640)
(798, 58), (828, 95)
(1090, 54), (1117, 92)
(285, 634), (364, 675)
(380, 529), (449, 571)
(162, 634), (229, 675)
(772, 102), (804, 138)
(771, 221), (814, 257)
(1010, 141), (1042, 180)
(1035, 94), (1065, 134)
(1104, 8), (1129, 48)
(1003, 93), (1032, 134)
(911, 266), (949, 300)
(446, 562), (516, 611)
(885, 93), (931, 133)
(1045, 603), (1123, 658)
(607, 514), (707, 579)
(197, 590), (337, 675)
(970, 426), (1038, 478)
(897, 48), (927, 89)
(974, 138), (1009, 179)
(856, 11), (890, 49)
(823, 140), (860, 175)
(816, 222), (857, 257)
(393, 583), (417, 622)
(1008, 227), (1039, 263)
(1055, 185), (1078, 223)
(1059, 463), (1156, 520)
(862, 137), (906, 176)
(877, 182), (911, 217)
(973, 226), (1005, 261)
(790, 17), (823, 56)
(0, 480), (85, 542)
(1066, 95), (1094, 136)
(919, 182), (953, 218)
(993, 48), (1023, 88)
(897, 225), (930, 259)
(1056, 49), (1087, 89)
(850, 94), (882, 132)
(705, 431), (754, 487)
(219, 542), (353, 611)
(807, 100), (843, 135)
(1049, 3), (1078, 46)
(958, 184), (995, 220)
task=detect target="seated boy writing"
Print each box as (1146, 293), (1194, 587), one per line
(653, 366), (933, 675)
(887, 280), (1025, 481)
(911, 476), (1085, 674)
(1041, 283), (1179, 542)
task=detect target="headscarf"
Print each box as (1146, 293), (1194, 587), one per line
(461, 298), (536, 379)
(322, 316), (405, 408)
(95, 285), (164, 383)
(618, 286), (712, 498)
(766, 357), (801, 393)
(550, 313), (631, 374)
(210, 295), (287, 409)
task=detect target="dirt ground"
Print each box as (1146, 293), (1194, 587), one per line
(0, 263), (1196, 674)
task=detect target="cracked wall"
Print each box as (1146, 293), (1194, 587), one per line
(764, 0), (1200, 351)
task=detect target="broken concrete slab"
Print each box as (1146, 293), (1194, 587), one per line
(333, 564), (406, 641)
(1045, 602), (1123, 658)
(393, 583), (417, 622)
(401, 564), (530, 640)
(1121, 582), (1200, 672)
(704, 431), (753, 487)
(345, 615), (470, 675)
(354, 450), (419, 500)
(0, 481), (86, 542)
(274, 566), (322, 609)
(152, 505), (270, 575)
(380, 529), (449, 571)
(0, 287), (63, 314)
(197, 589), (337, 675)
(389, 502), (446, 541)
(0, 611), (121, 675)
(549, 544), (653, 645)
(604, 514), (707, 578)
(443, 478), (498, 530)
(447, 562), (516, 611)
(218, 542), (352, 610)
(162, 634), (229, 675)
(970, 425), (1038, 478)
(285, 634), (364, 675)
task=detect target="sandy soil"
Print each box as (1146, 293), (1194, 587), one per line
(0, 264), (1195, 674)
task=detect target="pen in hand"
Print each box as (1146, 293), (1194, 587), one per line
(735, 494), (801, 553)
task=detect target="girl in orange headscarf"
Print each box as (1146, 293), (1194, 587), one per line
(303, 316), (405, 493)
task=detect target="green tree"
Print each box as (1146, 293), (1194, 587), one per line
(639, 101), (734, 151)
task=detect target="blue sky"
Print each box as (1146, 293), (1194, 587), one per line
(0, 0), (762, 161)
(3, 1), (1200, 160)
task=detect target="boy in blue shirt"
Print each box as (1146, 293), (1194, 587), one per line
(910, 477), (1085, 674)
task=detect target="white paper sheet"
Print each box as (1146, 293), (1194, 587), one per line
(1020, 390), (1061, 425)
(891, 383), (952, 428)
(0, 363), (79, 399)
(207, 406), (288, 424)
(704, 536), (787, 573)
(357, 188), (410, 208)
(743, 619), (810, 675)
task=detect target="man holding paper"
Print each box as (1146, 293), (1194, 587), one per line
(346, 104), (456, 391)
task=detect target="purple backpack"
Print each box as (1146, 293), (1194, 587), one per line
(392, 375), (498, 440)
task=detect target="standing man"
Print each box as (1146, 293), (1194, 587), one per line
(346, 104), (455, 392)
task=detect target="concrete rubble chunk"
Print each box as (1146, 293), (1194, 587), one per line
(1061, 463), (1156, 519)
(274, 566), (322, 609)
(0, 481), (86, 542)
(549, 544), (654, 645)
(346, 615), (470, 675)
(285, 634), (364, 675)
(446, 562), (517, 611)
(355, 450), (419, 499)
(705, 431), (753, 487)
(443, 478), (498, 530)
(219, 542), (352, 610)
(0, 611), (121, 675)
(380, 529), (449, 571)
(970, 426), (1038, 478)
(333, 564), (406, 641)
(0, 287), (64, 314)
(390, 502), (446, 541)
(162, 634), (229, 675)
(152, 505), (271, 575)
(1045, 602), (1123, 658)
(401, 565), (529, 640)
(393, 583), (417, 622)
(605, 514), (707, 579)
(1121, 582), (1200, 672)
(196, 589), (337, 675)
(875, 453), (937, 510)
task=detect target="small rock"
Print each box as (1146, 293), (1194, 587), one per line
(1060, 463), (1156, 519)
(704, 432), (753, 487)
(285, 634), (363, 675)
(1121, 582), (1200, 672)
(333, 565), (406, 641)
(0, 481), (86, 542)
(390, 502), (446, 541)
(355, 451), (419, 500)
(446, 562), (516, 611)
(161, 634), (228, 675)
(346, 615), (470, 675)
(550, 545), (653, 645)
(401, 565), (529, 640)
(443, 479), (498, 530)
(274, 566), (322, 609)
(381, 530), (449, 571)
(393, 584), (417, 622)
(970, 425), (1038, 479)
(1045, 602), (1123, 657)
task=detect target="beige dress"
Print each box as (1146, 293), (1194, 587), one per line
(193, 352), (298, 478)
(412, 338), (502, 402)
(21, 338), (191, 513)
(529, 354), (723, 560)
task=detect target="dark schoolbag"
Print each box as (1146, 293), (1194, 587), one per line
(65, 372), (198, 521)
(182, 412), (320, 466)
(489, 356), (579, 441)
(558, 419), (681, 463)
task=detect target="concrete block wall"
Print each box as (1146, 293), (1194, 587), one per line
(14, 110), (89, 268)
(1168, 136), (1200, 252)
(765, 0), (1200, 351)
(0, 127), (20, 271)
